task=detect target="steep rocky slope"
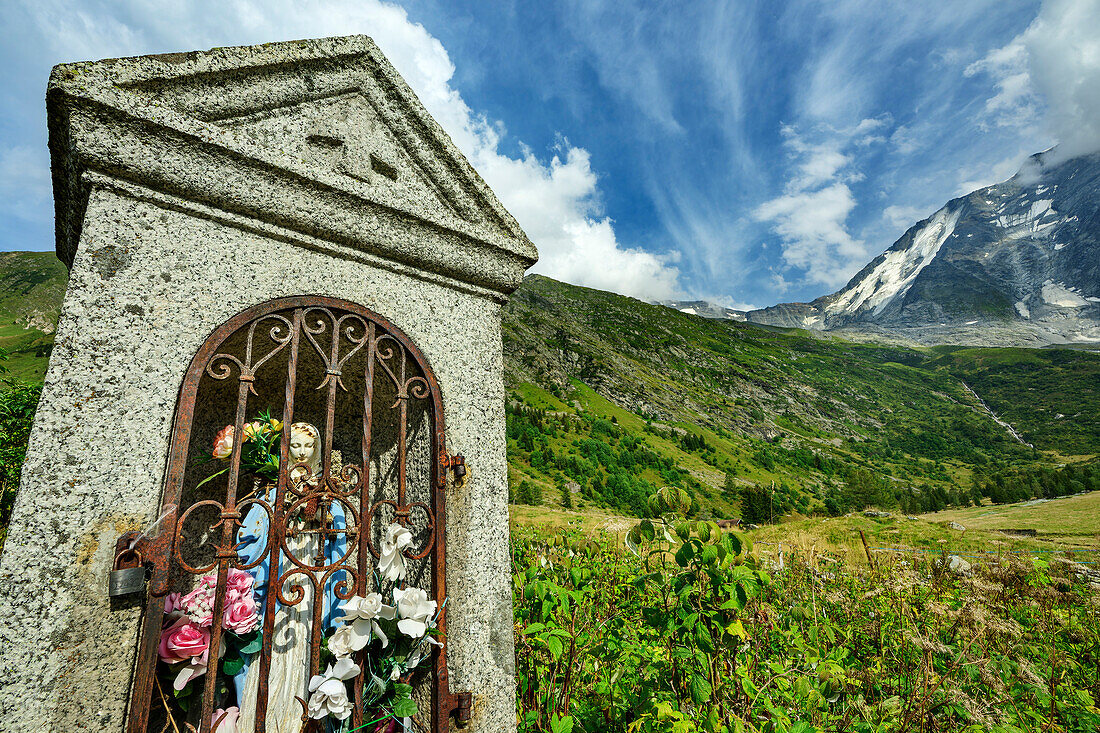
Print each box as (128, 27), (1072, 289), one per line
(503, 276), (1098, 516)
(736, 150), (1100, 346)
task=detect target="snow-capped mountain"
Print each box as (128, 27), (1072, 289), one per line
(739, 149), (1100, 346)
(657, 300), (748, 321)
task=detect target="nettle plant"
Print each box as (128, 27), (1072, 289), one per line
(625, 488), (769, 733)
(513, 528), (635, 733)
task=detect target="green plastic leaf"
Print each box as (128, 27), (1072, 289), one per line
(392, 696), (417, 718)
(222, 653), (245, 676)
(239, 631), (263, 655)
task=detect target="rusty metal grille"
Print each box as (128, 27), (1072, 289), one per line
(124, 296), (467, 733)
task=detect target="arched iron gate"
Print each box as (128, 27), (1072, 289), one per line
(123, 296), (469, 733)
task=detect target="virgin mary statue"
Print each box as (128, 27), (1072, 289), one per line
(232, 423), (348, 733)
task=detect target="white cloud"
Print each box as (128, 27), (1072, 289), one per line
(794, 146), (851, 192)
(755, 183), (867, 289)
(966, 0), (1100, 159)
(754, 121), (886, 289)
(888, 125), (921, 155)
(695, 293), (759, 312)
(8, 0), (684, 300)
(954, 150), (1034, 195)
(474, 143), (682, 299)
(1022, 0), (1100, 159)
(883, 204), (928, 231)
(965, 40), (1040, 129)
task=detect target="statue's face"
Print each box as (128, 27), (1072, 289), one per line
(289, 429), (316, 465)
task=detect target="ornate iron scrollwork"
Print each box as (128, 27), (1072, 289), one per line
(125, 297), (466, 733)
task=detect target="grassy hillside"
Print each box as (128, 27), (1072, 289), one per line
(928, 346), (1100, 455)
(502, 276), (1099, 520)
(0, 251), (67, 381)
(0, 257), (1097, 527)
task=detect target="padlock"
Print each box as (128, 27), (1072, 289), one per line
(109, 548), (147, 597)
(452, 455), (468, 488)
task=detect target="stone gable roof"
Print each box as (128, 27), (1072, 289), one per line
(47, 35), (537, 295)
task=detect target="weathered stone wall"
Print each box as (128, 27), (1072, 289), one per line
(0, 149), (518, 732)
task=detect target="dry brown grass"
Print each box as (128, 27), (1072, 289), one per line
(921, 490), (1100, 550)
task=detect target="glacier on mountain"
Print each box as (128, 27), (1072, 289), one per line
(667, 149), (1100, 347)
(827, 207), (961, 317)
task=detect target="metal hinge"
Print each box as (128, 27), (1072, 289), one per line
(455, 691), (472, 724)
(440, 452), (468, 489)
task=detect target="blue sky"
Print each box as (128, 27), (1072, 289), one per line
(2, 0), (1098, 308)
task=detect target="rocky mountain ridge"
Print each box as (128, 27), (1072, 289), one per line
(665, 149), (1100, 347)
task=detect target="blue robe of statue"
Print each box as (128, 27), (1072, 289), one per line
(232, 485), (348, 710)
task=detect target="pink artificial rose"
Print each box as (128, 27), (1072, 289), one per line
(212, 707), (240, 733)
(226, 568), (254, 598)
(242, 421), (265, 441)
(212, 425), (235, 460)
(181, 584), (215, 628)
(162, 592), (184, 628)
(164, 592), (182, 614)
(224, 595), (259, 634)
(158, 617), (210, 664)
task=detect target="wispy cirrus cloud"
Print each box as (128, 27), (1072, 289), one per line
(753, 119), (892, 290)
(965, 40), (1039, 128)
(0, 0), (1083, 310)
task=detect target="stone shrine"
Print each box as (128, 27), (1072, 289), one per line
(0, 36), (535, 733)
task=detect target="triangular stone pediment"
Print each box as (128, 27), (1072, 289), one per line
(47, 36), (537, 286)
(215, 91), (462, 224)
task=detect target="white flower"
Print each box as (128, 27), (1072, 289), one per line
(327, 625), (358, 658)
(306, 657), (360, 720)
(393, 586), (437, 639)
(341, 593), (394, 622)
(332, 593), (396, 652)
(379, 523), (414, 582)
